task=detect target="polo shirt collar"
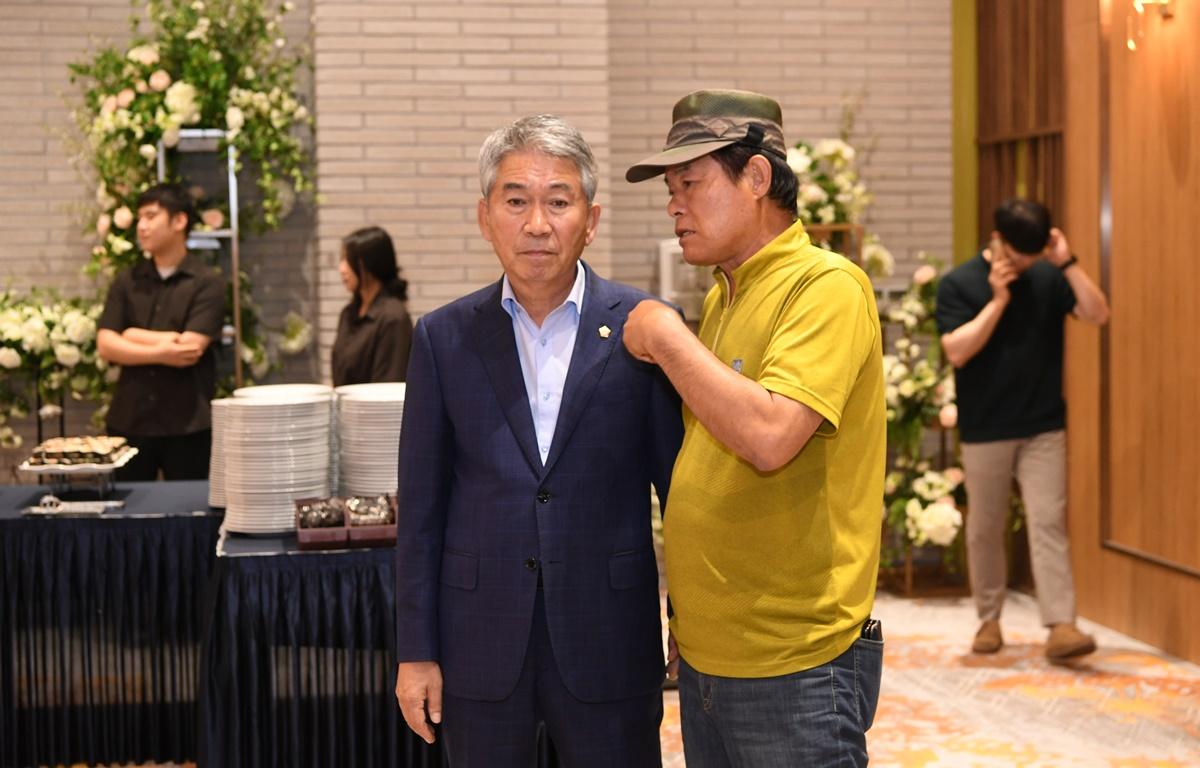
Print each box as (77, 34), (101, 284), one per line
(715, 219), (811, 300)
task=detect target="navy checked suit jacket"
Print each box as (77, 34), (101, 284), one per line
(395, 263), (684, 703)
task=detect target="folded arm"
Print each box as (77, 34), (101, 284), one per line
(97, 328), (206, 368)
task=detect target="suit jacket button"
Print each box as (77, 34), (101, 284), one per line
(524, 558), (538, 571)
(536, 489), (550, 504)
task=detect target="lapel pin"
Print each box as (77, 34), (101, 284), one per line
(598, 325), (611, 339)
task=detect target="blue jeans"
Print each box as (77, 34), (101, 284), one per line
(677, 636), (883, 767)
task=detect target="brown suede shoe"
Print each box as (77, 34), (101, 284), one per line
(972, 619), (1003, 654)
(1045, 623), (1097, 660)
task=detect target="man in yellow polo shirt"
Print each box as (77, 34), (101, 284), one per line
(623, 89), (886, 767)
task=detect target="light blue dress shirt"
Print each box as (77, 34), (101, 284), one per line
(501, 263), (586, 465)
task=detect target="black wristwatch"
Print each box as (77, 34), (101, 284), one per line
(1058, 254), (1079, 271)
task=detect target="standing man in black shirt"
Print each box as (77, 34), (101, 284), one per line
(936, 198), (1109, 661)
(97, 183), (225, 481)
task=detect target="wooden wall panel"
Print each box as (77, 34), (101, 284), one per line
(1107, 2), (1200, 573)
(1063, 0), (1200, 663)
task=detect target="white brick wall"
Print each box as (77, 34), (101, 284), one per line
(608, 0), (953, 291)
(311, 0), (614, 381)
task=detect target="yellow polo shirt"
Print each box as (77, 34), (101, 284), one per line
(665, 220), (885, 678)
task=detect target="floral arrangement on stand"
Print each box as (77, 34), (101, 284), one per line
(70, 0), (315, 275)
(0, 292), (112, 448)
(786, 106), (895, 280)
(0, 0), (319, 437)
(880, 255), (966, 570)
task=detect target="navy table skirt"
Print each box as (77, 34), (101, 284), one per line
(198, 534), (559, 768)
(0, 480), (221, 768)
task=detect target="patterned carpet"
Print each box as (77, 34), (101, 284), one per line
(661, 591), (1200, 766)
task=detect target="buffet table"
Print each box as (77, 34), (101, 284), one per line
(0, 480), (221, 768)
(198, 532), (559, 768)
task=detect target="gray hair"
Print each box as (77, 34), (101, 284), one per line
(478, 114), (598, 203)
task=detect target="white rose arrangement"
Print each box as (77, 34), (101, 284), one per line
(0, 292), (109, 447)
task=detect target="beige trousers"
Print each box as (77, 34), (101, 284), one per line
(959, 429), (1076, 626)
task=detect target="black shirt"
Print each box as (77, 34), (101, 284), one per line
(98, 254), (225, 436)
(935, 251), (1076, 443)
(331, 293), (413, 387)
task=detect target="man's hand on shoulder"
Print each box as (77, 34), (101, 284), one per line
(395, 661), (442, 745)
(623, 299), (685, 363)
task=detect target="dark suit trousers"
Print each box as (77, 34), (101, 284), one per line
(441, 587), (663, 768)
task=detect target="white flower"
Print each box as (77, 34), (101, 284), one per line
(162, 128), (181, 148)
(884, 384), (899, 408)
(38, 404), (63, 419)
(116, 88), (136, 108)
(96, 183), (116, 208)
(149, 69), (172, 92)
(54, 343), (81, 369)
(0, 347), (20, 369)
(139, 143), (157, 162)
(165, 81), (200, 123)
(225, 105), (245, 132)
(126, 44), (160, 66)
(814, 138), (856, 167)
(787, 146), (813, 175)
(862, 237), (895, 278)
(908, 500), (962, 547)
(101, 95), (118, 115)
(20, 317), (50, 354)
(293, 104), (309, 121)
(274, 37), (285, 48)
(939, 403), (958, 429)
(96, 213), (112, 237)
(816, 204), (836, 224)
(898, 380), (916, 398)
(108, 235), (134, 254)
(278, 312), (312, 355)
(243, 66), (256, 80)
(112, 206), (134, 229)
(185, 17), (211, 42)
(283, 0), (295, 10)
(63, 312), (96, 345)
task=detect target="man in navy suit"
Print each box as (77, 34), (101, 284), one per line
(394, 114), (683, 767)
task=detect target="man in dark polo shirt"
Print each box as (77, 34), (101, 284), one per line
(96, 183), (225, 481)
(936, 198), (1109, 661)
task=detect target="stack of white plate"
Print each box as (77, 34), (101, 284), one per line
(335, 382), (406, 496)
(208, 398), (232, 508)
(234, 383), (337, 491)
(219, 392), (334, 534)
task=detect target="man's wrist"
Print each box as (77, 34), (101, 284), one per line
(1057, 254), (1079, 271)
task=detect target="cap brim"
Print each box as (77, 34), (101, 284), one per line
(624, 140), (739, 183)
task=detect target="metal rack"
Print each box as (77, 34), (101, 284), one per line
(156, 128), (245, 386)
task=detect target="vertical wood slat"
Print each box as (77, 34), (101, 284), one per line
(977, 0), (1065, 239)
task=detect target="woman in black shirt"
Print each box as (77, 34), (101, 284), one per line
(331, 226), (414, 386)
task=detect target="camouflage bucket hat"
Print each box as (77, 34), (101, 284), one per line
(625, 89), (787, 183)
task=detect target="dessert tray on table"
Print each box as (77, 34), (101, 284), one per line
(17, 436), (139, 499)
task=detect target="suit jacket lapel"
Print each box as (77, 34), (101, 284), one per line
(470, 282), (543, 474)
(541, 264), (623, 478)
